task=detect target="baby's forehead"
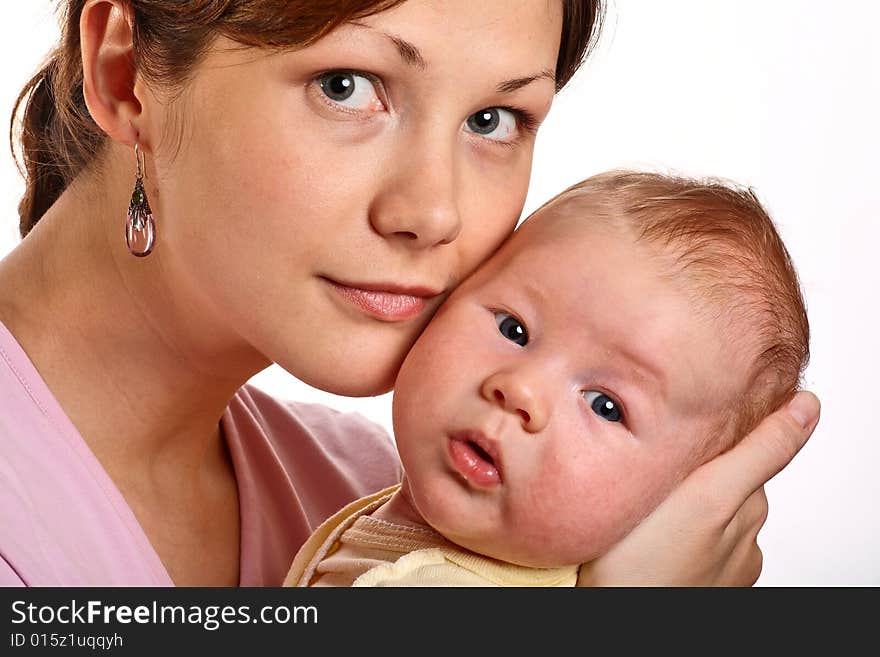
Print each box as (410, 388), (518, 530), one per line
(515, 202), (607, 241)
(499, 211), (621, 273)
(502, 206), (673, 286)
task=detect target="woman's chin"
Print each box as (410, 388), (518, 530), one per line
(278, 351), (402, 398)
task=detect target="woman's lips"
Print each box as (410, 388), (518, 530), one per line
(323, 278), (438, 322)
(447, 430), (502, 487)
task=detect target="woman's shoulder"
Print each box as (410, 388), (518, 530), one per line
(230, 384), (395, 448)
(226, 383), (403, 487)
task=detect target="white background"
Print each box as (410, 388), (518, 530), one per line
(1, 1), (877, 586)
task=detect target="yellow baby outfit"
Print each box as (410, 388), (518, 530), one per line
(284, 485), (578, 587)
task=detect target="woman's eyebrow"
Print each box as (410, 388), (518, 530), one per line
(385, 33), (427, 70)
(348, 21), (426, 69)
(348, 21), (555, 91)
(497, 71), (555, 94)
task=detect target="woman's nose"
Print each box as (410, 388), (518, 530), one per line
(480, 369), (550, 433)
(368, 137), (463, 249)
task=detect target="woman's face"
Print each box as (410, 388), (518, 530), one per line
(144, 0), (562, 396)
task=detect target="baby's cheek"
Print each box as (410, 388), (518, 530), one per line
(548, 452), (673, 564)
(509, 501), (608, 567)
(507, 460), (609, 566)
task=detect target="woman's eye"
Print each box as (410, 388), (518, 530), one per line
(465, 107), (517, 141)
(494, 312), (528, 346)
(583, 391), (623, 423)
(318, 71), (384, 111)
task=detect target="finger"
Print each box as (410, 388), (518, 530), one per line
(695, 390), (820, 510)
(740, 486), (769, 532)
(739, 542), (763, 587)
(719, 533), (764, 587)
(724, 486), (768, 543)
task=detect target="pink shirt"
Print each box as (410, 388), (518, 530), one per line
(0, 320), (402, 586)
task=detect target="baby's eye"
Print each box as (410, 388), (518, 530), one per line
(318, 71), (384, 111)
(465, 108), (517, 141)
(494, 312), (528, 346)
(583, 391), (623, 423)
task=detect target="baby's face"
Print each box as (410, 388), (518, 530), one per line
(392, 208), (751, 567)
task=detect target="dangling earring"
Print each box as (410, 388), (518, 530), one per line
(125, 143), (155, 257)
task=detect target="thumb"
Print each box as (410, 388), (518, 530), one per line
(693, 390), (820, 510)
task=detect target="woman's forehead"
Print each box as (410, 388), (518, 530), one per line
(348, 0), (563, 65)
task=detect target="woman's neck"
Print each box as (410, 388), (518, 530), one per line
(0, 152), (269, 483)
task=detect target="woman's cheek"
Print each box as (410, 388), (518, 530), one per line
(457, 159), (533, 274)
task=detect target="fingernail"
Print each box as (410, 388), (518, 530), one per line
(788, 392), (819, 429)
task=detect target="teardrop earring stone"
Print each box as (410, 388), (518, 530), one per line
(125, 178), (155, 257)
(126, 210), (155, 257)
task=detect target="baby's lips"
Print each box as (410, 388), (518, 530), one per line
(447, 429), (503, 487)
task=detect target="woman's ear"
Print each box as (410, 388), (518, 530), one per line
(80, 0), (142, 146)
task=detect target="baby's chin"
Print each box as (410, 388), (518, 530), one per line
(435, 524), (608, 570)
(455, 538), (602, 570)
(411, 486), (611, 568)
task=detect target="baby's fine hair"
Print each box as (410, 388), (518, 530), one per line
(537, 170), (810, 452)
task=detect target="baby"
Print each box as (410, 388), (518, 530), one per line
(285, 170), (810, 587)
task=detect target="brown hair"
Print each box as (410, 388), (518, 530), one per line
(10, 0), (604, 238)
(541, 170), (810, 453)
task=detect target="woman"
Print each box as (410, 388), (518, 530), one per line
(0, 0), (819, 586)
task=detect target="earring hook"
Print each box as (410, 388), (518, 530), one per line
(135, 143), (145, 180)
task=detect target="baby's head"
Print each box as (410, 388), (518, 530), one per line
(392, 170), (810, 568)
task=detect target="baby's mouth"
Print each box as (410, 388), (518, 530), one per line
(469, 440), (494, 464)
(447, 430), (502, 487)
